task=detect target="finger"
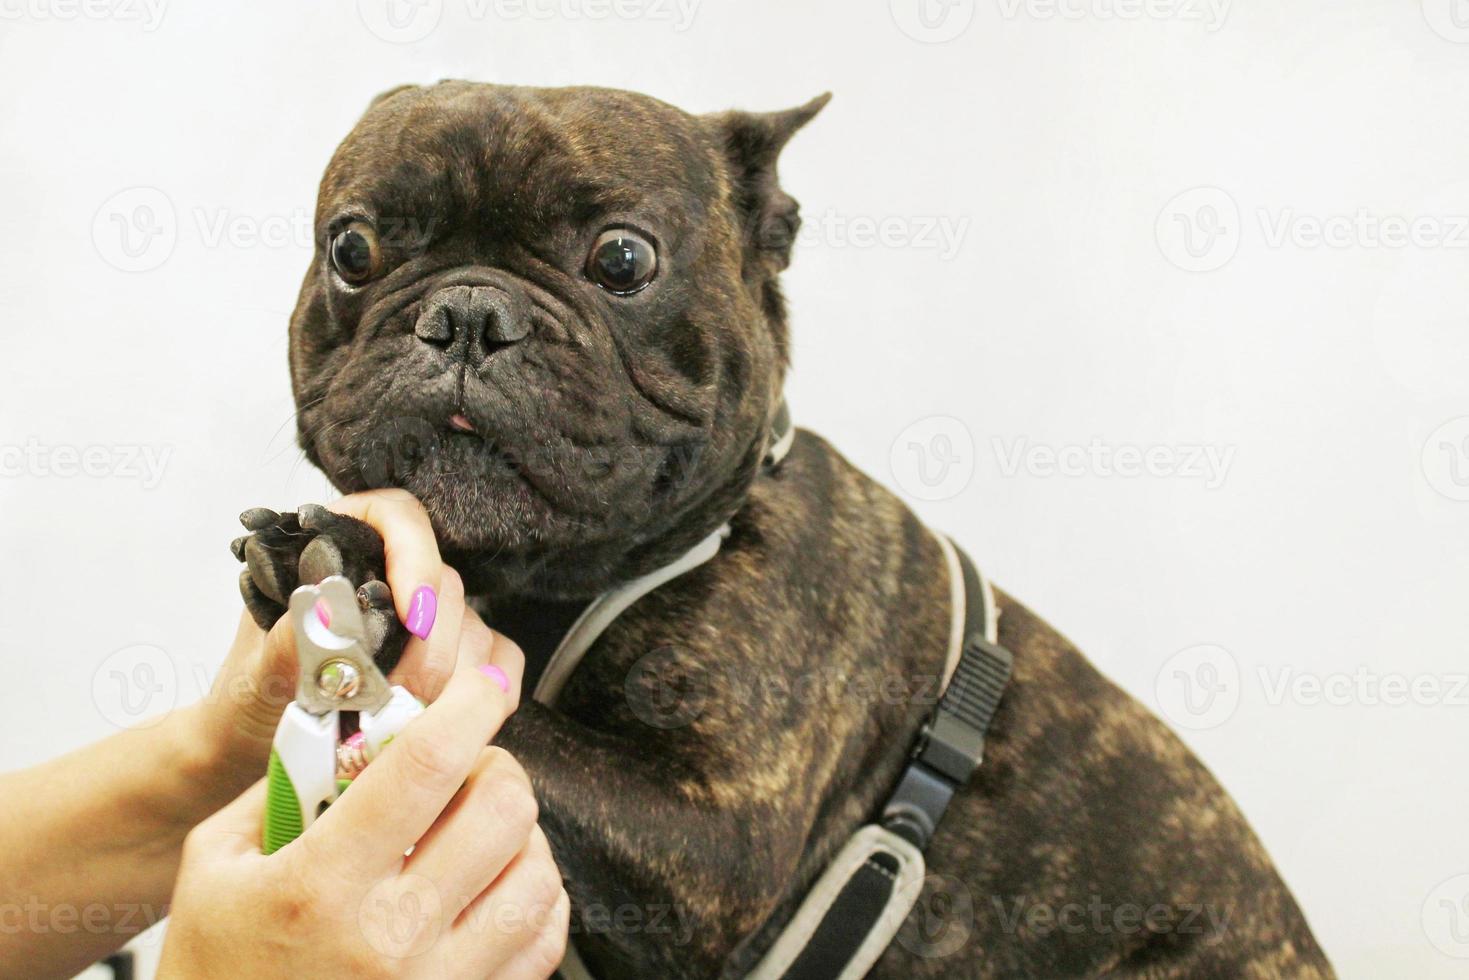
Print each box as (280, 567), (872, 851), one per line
(391, 588), (520, 706)
(303, 639), (513, 872)
(219, 611), (299, 757)
(389, 566), (465, 703)
(450, 828), (567, 978)
(489, 890), (571, 980)
(326, 489), (444, 640)
(484, 619), (525, 708)
(255, 612), (300, 709)
(226, 601), (265, 648)
(190, 778), (270, 858)
(406, 747), (537, 919)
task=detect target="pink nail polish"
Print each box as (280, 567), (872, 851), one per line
(479, 664), (510, 692)
(406, 585), (437, 639)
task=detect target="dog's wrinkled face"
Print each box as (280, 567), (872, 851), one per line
(289, 82), (826, 597)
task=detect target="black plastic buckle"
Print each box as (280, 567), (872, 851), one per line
(881, 635), (1012, 850)
(882, 759), (956, 850)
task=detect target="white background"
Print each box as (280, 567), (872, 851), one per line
(2, 1), (1467, 977)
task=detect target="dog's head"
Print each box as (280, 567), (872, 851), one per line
(289, 82), (826, 597)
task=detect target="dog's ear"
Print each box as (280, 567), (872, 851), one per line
(707, 93), (831, 272)
(364, 84), (418, 115)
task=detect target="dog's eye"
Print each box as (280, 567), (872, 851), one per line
(330, 221), (382, 285)
(587, 229), (657, 295)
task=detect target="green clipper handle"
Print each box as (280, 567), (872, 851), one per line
(262, 688), (423, 854)
(262, 703), (341, 855)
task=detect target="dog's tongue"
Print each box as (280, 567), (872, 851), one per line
(449, 413), (476, 433)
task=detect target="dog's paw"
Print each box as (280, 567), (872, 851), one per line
(230, 504), (408, 667)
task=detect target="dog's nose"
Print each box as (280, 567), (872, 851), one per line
(414, 285), (528, 357)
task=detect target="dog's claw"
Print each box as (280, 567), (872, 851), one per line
(245, 534), (301, 606)
(358, 579), (394, 609)
(297, 503), (330, 530)
(239, 507), (282, 531)
(356, 579), (403, 662)
(239, 568), (285, 631)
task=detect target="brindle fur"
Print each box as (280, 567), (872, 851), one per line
(234, 81), (1332, 978)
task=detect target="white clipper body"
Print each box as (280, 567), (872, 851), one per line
(263, 576), (423, 853)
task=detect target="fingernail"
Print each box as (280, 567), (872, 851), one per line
(406, 585), (437, 639)
(478, 664), (510, 692)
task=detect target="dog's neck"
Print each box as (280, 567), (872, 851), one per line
(472, 401), (794, 690)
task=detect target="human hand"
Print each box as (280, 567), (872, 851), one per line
(190, 490), (482, 801)
(158, 610), (566, 979)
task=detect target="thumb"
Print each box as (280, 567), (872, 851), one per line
(192, 778), (270, 857)
(213, 612), (298, 760)
(250, 613), (299, 713)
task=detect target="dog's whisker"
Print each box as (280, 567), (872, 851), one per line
(260, 394), (329, 465)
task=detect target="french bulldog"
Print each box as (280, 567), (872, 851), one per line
(233, 81), (1333, 978)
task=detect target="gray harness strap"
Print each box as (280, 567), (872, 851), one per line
(532, 524), (729, 706)
(544, 407), (1011, 980)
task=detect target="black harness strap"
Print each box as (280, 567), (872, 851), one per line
(771, 544), (1012, 980)
(776, 852), (903, 979)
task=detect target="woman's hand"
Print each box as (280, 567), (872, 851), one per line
(159, 604), (567, 979)
(188, 489), (488, 804)
(0, 489), (554, 980)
